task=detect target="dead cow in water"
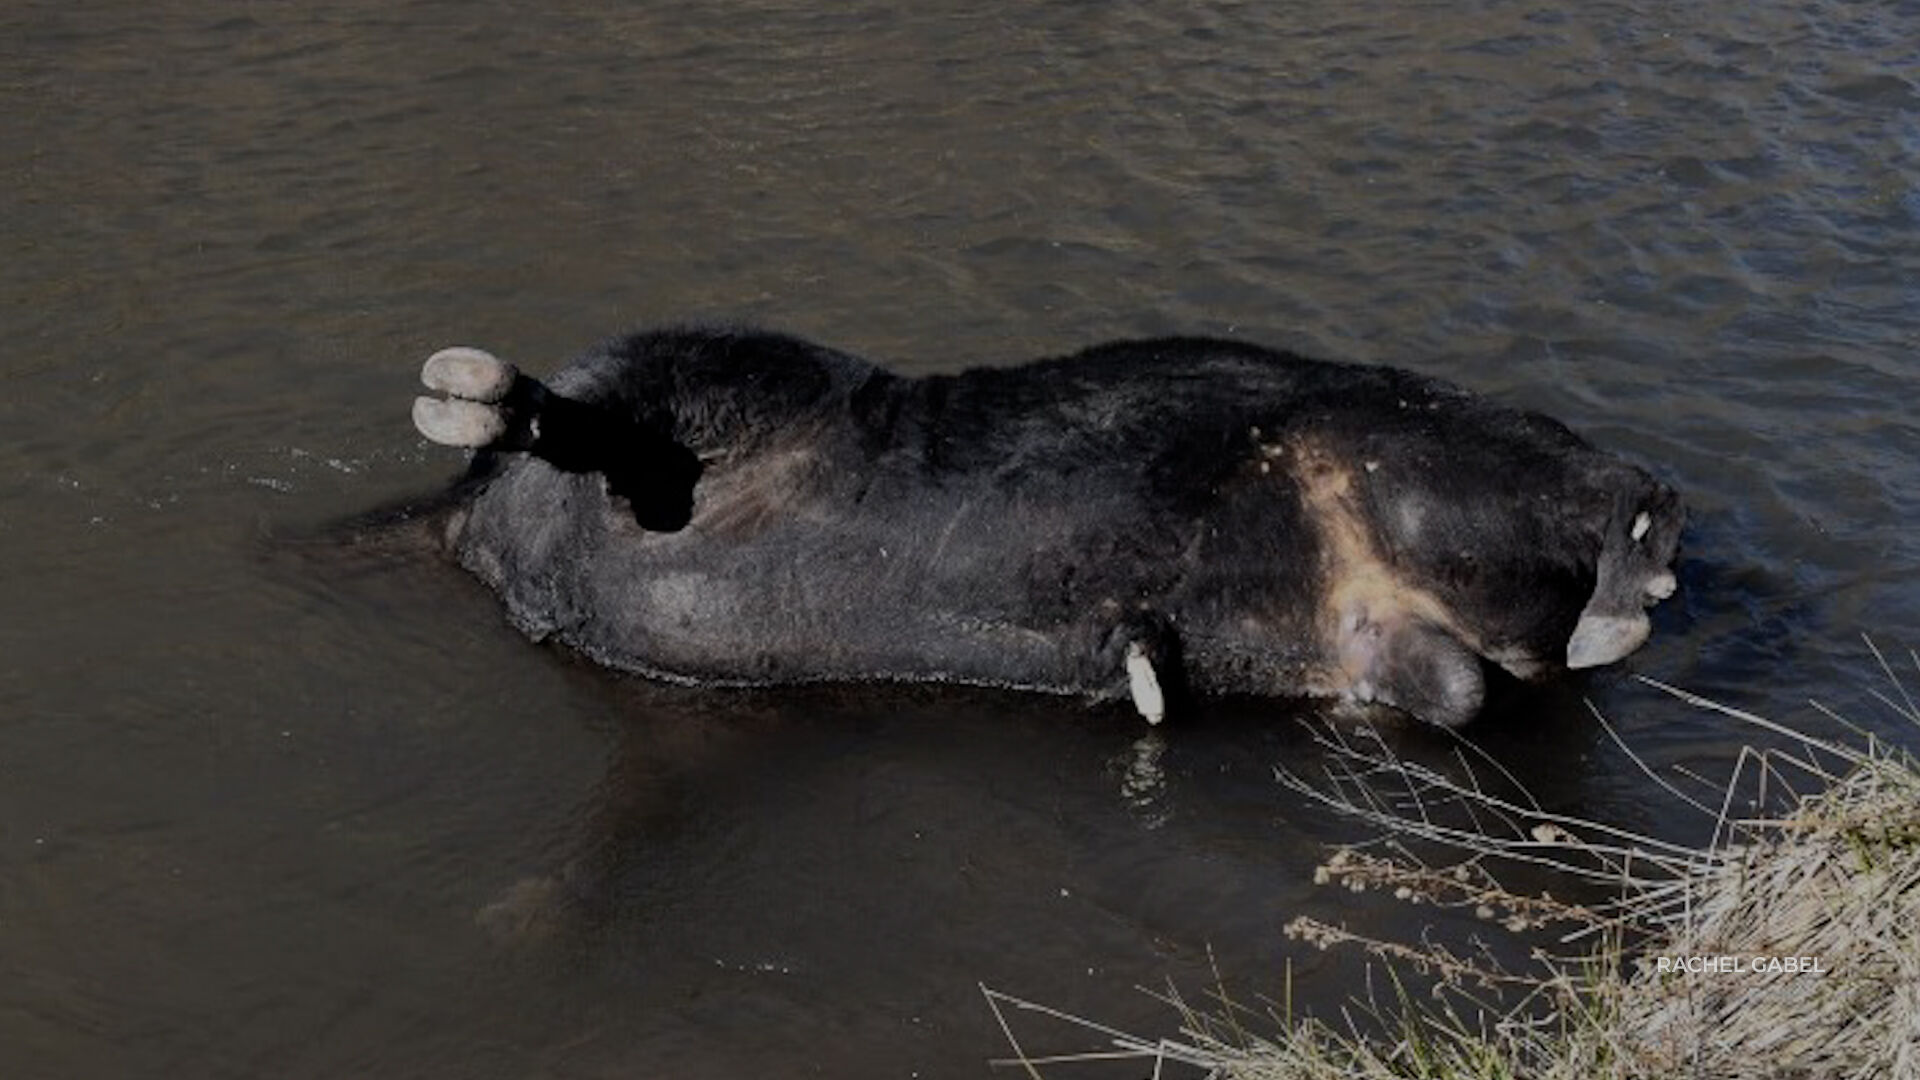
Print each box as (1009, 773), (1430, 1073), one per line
(409, 329), (1682, 728)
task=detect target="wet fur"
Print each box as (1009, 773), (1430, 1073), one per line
(435, 328), (1682, 726)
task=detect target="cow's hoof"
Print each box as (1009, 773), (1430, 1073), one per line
(422, 346), (518, 403)
(1125, 642), (1166, 725)
(413, 395), (509, 448)
(415, 347), (529, 449)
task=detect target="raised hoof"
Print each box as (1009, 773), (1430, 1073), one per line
(413, 394), (509, 448)
(421, 346), (518, 404)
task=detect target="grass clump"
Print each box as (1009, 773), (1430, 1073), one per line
(986, 644), (1920, 1078)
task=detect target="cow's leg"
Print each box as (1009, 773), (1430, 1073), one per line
(413, 347), (702, 530)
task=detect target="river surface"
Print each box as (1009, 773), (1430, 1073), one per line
(4, 2), (1918, 1076)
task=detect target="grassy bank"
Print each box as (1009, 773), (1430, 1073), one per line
(987, 653), (1920, 1078)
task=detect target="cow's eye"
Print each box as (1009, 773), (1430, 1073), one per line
(1630, 510), (1651, 543)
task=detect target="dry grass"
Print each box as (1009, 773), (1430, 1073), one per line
(985, 641), (1920, 1078)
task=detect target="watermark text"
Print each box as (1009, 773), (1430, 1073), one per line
(1653, 955), (1827, 975)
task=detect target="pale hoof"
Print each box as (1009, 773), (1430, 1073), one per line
(1126, 641), (1166, 725)
(1565, 612), (1652, 670)
(413, 395), (509, 448)
(422, 346), (518, 403)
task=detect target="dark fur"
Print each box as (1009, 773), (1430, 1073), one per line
(434, 328), (1682, 726)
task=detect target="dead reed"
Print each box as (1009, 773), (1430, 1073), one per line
(986, 641), (1920, 1078)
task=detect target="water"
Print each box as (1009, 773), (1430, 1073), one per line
(4, 1), (1918, 1075)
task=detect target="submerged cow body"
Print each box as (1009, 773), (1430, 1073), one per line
(409, 329), (1682, 728)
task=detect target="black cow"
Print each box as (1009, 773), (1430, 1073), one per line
(409, 328), (1681, 728)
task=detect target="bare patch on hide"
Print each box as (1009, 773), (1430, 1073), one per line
(1286, 440), (1471, 695)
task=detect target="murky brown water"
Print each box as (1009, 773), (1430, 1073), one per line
(4, 1), (1918, 1076)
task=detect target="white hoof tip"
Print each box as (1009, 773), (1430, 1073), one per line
(1566, 612), (1652, 670)
(422, 346), (517, 403)
(1126, 642), (1166, 725)
(413, 395), (508, 448)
